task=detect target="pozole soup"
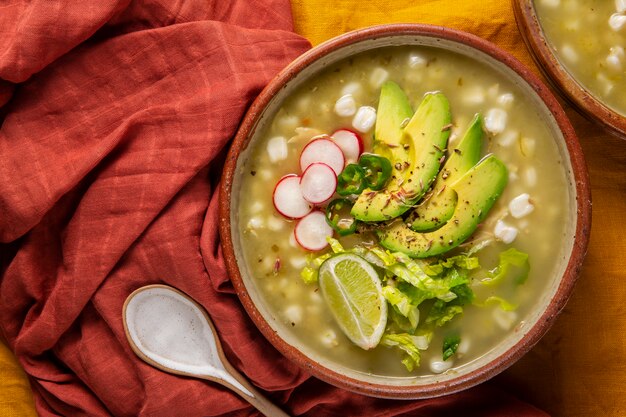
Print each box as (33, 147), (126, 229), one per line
(235, 45), (571, 378)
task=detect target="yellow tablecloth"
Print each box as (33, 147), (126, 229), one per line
(2, 0), (625, 416)
(0, 338), (37, 417)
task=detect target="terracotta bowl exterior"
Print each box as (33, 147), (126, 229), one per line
(219, 24), (591, 399)
(513, 0), (626, 140)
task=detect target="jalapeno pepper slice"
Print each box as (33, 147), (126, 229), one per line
(337, 163), (366, 196)
(325, 198), (359, 236)
(359, 153), (392, 191)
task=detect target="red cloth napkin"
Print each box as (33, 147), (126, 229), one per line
(0, 1), (549, 415)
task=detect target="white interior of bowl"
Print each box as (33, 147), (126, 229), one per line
(230, 34), (578, 388)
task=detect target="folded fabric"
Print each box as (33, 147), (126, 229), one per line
(0, 0), (548, 415)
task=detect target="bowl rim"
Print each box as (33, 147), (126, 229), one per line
(218, 23), (591, 399)
(513, 0), (626, 140)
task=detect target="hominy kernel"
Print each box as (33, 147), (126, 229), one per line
(334, 94), (357, 117)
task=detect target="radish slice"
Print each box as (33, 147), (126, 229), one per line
(331, 129), (363, 163)
(300, 163), (337, 204)
(294, 211), (334, 251)
(273, 175), (312, 219)
(299, 138), (345, 175)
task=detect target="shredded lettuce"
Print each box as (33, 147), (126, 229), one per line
(420, 252), (480, 276)
(388, 306), (415, 333)
(439, 254), (481, 270)
(425, 300), (464, 327)
(395, 281), (431, 308)
(296, 237), (529, 373)
(464, 238), (493, 256)
(450, 283), (475, 306)
(388, 264), (456, 301)
(300, 238), (343, 283)
(369, 246), (397, 266)
(380, 333), (422, 371)
(422, 282), (475, 327)
(381, 330), (434, 371)
(382, 286), (420, 330)
(440, 269), (470, 295)
(300, 266), (318, 284)
(313, 252), (333, 267)
(364, 246), (477, 334)
(352, 247), (386, 268)
(442, 334), (461, 361)
(300, 252), (333, 284)
(375, 251), (467, 302)
(420, 262), (444, 276)
(481, 296), (518, 311)
(412, 328), (434, 350)
(327, 237), (345, 254)
(481, 248), (530, 287)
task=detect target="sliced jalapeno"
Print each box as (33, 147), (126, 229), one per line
(359, 153), (392, 191)
(325, 198), (359, 236)
(337, 163), (366, 196)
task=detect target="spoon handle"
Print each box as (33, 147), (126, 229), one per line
(206, 363), (291, 417)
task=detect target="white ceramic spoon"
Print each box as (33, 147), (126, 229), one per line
(123, 284), (290, 417)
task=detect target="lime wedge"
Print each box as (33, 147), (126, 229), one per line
(318, 253), (387, 350)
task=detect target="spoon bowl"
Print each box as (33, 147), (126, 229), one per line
(123, 284), (289, 417)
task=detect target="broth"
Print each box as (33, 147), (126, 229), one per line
(536, 0), (626, 115)
(237, 46), (569, 377)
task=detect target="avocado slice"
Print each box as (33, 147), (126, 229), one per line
(407, 114), (484, 232)
(372, 81), (413, 161)
(351, 91), (451, 222)
(377, 154), (508, 258)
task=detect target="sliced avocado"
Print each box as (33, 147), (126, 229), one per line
(352, 92), (451, 222)
(377, 154), (508, 258)
(407, 114), (484, 232)
(372, 81), (413, 160)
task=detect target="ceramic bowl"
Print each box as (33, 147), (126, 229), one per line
(219, 24), (591, 399)
(513, 0), (626, 139)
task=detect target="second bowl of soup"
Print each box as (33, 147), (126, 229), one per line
(514, 0), (626, 139)
(219, 25), (591, 398)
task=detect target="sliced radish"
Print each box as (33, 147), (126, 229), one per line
(300, 163), (337, 204)
(273, 175), (312, 219)
(294, 211), (334, 251)
(299, 138), (345, 175)
(331, 129), (364, 163)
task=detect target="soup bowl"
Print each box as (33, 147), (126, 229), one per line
(219, 24), (591, 399)
(514, 0), (626, 139)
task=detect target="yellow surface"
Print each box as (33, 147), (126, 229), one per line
(2, 1), (625, 416)
(0, 340), (37, 417)
(291, 0), (534, 67)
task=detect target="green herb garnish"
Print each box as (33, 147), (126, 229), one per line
(442, 333), (461, 361)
